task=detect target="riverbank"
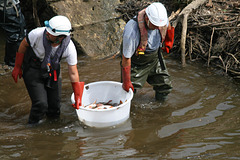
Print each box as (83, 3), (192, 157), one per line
(117, 0), (240, 78)
(1, 0), (239, 78)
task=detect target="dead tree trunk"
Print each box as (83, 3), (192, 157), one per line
(172, 0), (208, 67)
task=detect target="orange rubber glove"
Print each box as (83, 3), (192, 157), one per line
(122, 66), (134, 92)
(162, 26), (175, 53)
(71, 82), (85, 109)
(12, 52), (24, 83)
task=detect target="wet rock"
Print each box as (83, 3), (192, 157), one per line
(0, 63), (13, 76)
(23, 0), (125, 59)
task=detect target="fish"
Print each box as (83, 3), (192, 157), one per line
(83, 100), (125, 110)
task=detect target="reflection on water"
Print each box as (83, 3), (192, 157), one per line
(169, 141), (227, 159)
(158, 101), (235, 138)
(1, 39), (240, 159)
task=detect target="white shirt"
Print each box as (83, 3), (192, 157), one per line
(28, 27), (77, 66)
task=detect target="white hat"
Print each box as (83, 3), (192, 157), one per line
(146, 2), (168, 27)
(45, 15), (72, 36)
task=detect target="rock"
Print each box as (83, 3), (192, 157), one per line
(0, 64), (13, 76)
(46, 0), (125, 58)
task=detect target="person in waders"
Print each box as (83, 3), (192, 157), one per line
(120, 2), (175, 101)
(12, 15), (84, 124)
(0, 0), (26, 67)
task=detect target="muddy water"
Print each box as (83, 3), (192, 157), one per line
(1, 43), (240, 159)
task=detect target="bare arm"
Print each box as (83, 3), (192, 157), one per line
(121, 54), (131, 67)
(68, 64), (80, 82)
(18, 38), (29, 54)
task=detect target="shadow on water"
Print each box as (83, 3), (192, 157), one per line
(1, 51), (240, 159)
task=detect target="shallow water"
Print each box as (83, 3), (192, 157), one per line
(1, 43), (240, 159)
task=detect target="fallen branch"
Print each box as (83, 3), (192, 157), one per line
(169, 8), (181, 22)
(214, 27), (240, 30)
(190, 19), (239, 28)
(226, 52), (240, 64)
(208, 27), (215, 66)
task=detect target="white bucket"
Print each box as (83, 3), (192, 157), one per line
(71, 81), (133, 128)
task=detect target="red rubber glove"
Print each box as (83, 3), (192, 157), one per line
(12, 52), (24, 83)
(162, 26), (175, 53)
(71, 82), (85, 109)
(122, 66), (134, 92)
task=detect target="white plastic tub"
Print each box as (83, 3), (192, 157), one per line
(71, 81), (133, 128)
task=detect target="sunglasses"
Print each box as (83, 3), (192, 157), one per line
(44, 21), (73, 33)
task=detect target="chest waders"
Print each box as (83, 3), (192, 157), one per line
(131, 48), (172, 98)
(120, 46), (172, 101)
(22, 36), (62, 124)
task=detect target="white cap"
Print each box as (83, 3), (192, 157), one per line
(146, 2), (168, 27)
(45, 15), (72, 36)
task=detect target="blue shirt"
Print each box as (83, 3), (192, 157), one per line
(122, 18), (162, 58)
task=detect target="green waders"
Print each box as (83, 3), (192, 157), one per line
(121, 48), (172, 100)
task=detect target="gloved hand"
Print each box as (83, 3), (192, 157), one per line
(122, 66), (134, 92)
(12, 52), (25, 83)
(162, 26), (175, 54)
(72, 82), (85, 109)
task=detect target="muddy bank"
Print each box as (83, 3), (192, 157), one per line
(117, 0), (240, 78)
